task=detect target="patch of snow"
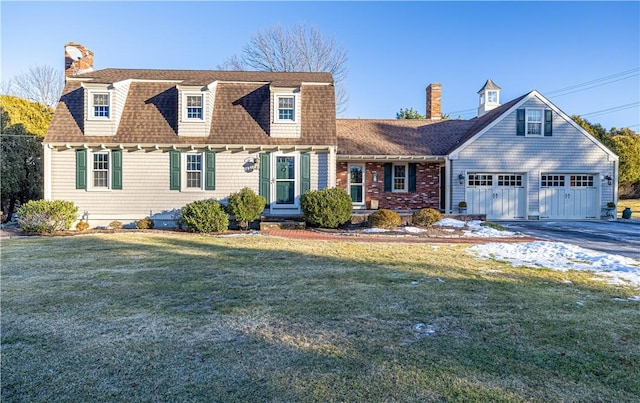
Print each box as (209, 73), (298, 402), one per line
(403, 226), (426, 233)
(413, 323), (436, 336)
(363, 228), (388, 233)
(469, 241), (640, 287)
(629, 296), (640, 301)
(411, 281), (419, 285)
(434, 218), (519, 238)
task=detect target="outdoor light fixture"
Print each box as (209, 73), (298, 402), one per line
(372, 172), (378, 182)
(458, 172), (466, 185)
(251, 157), (260, 171)
(604, 174), (613, 185)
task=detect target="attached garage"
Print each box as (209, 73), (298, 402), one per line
(466, 173), (526, 220)
(539, 174), (599, 219)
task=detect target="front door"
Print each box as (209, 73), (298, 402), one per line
(348, 164), (365, 206)
(271, 153), (299, 210)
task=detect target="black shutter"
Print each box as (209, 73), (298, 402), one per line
(408, 163), (417, 192)
(384, 163), (392, 192)
(544, 109), (553, 136)
(516, 109), (525, 136)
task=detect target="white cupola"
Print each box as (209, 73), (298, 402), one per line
(477, 79), (501, 117)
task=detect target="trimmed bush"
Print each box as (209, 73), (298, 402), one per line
(227, 187), (266, 230)
(301, 187), (353, 228)
(368, 209), (401, 229)
(136, 217), (154, 230)
(412, 208), (443, 227)
(181, 199), (229, 233)
(108, 220), (123, 230)
(76, 221), (90, 231)
(16, 199), (78, 234)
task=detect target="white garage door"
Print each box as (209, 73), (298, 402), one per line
(467, 173), (526, 220)
(539, 174), (598, 219)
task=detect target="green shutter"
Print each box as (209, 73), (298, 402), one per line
(544, 109), (553, 136)
(300, 152), (311, 195)
(408, 163), (417, 192)
(205, 151), (216, 190)
(259, 152), (270, 205)
(76, 149), (87, 190)
(384, 163), (392, 192)
(516, 109), (525, 136)
(111, 149), (122, 190)
(169, 150), (181, 190)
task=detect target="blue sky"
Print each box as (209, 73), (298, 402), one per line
(2, 1), (639, 130)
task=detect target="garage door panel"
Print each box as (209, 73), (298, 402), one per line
(540, 174), (598, 219)
(467, 173), (525, 220)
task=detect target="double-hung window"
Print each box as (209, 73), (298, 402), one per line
(93, 152), (110, 188)
(526, 109), (543, 135)
(277, 96), (295, 121)
(185, 95), (203, 120)
(92, 93), (110, 118)
(185, 154), (202, 189)
(393, 164), (407, 192)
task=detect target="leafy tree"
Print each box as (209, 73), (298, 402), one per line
(396, 108), (424, 119)
(218, 23), (349, 113)
(2, 65), (64, 108)
(0, 96), (52, 221)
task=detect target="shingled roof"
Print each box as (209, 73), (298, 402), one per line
(336, 93), (530, 157)
(45, 69), (336, 146)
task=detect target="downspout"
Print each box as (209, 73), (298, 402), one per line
(445, 156), (452, 214)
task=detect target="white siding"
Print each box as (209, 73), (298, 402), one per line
(177, 85), (215, 137)
(451, 96), (616, 218)
(84, 82), (131, 136)
(49, 148), (330, 227)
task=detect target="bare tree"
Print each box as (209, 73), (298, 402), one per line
(218, 24), (349, 114)
(7, 65), (64, 108)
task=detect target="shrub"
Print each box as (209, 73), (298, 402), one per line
(227, 187), (266, 230)
(301, 187), (353, 228)
(458, 201), (468, 208)
(412, 208), (443, 227)
(607, 202), (616, 208)
(108, 220), (123, 230)
(16, 199), (78, 234)
(368, 209), (401, 229)
(136, 217), (154, 230)
(181, 199), (229, 233)
(76, 221), (90, 231)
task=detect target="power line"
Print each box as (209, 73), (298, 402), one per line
(580, 102), (639, 118)
(544, 67), (639, 97)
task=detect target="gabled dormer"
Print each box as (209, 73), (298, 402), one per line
(177, 82), (216, 137)
(81, 80), (131, 136)
(270, 86), (301, 138)
(477, 79), (501, 117)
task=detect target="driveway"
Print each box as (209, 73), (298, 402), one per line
(502, 220), (640, 260)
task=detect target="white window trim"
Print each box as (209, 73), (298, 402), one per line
(348, 163), (366, 205)
(392, 163), (408, 193)
(88, 149), (111, 191)
(274, 94), (298, 123)
(525, 108), (544, 137)
(181, 92), (205, 122)
(88, 90), (112, 121)
(181, 152), (205, 192)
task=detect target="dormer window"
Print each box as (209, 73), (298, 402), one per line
(185, 94), (203, 120)
(92, 92), (110, 118)
(275, 95), (296, 122)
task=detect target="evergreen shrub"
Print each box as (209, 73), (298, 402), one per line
(301, 187), (352, 228)
(181, 199), (229, 233)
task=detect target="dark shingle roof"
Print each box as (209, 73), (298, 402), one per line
(477, 78), (501, 93)
(45, 69), (336, 145)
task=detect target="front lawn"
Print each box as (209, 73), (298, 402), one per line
(2, 234), (638, 402)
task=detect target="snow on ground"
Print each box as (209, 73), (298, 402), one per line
(434, 218), (519, 238)
(469, 241), (640, 289)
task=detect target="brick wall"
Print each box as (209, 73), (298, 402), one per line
(337, 161), (441, 210)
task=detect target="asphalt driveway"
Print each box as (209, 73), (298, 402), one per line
(502, 219), (640, 260)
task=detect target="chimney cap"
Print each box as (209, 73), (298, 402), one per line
(477, 79), (501, 94)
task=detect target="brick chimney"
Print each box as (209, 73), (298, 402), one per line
(64, 42), (94, 77)
(426, 83), (441, 120)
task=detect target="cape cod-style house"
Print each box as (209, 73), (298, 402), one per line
(44, 43), (618, 227)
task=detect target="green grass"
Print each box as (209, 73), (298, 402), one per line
(618, 198), (640, 218)
(2, 233), (639, 402)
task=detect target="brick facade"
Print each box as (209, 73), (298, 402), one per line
(337, 161), (441, 210)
